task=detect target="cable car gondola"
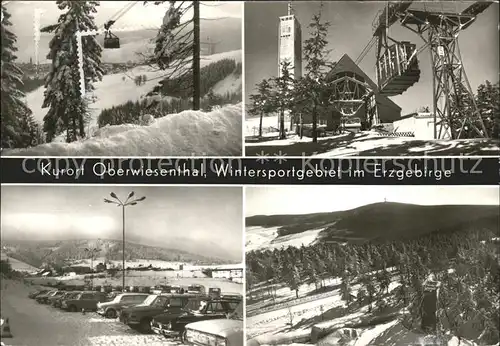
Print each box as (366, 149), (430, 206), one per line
(101, 2), (139, 49)
(376, 41), (421, 96)
(103, 20), (120, 49)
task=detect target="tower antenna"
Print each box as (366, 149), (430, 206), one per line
(287, 1), (293, 16)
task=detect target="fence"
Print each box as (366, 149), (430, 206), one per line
(376, 131), (415, 138)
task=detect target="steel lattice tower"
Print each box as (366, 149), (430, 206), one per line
(373, 1), (493, 140)
(399, 2), (492, 139)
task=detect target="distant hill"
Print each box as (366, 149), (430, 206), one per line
(0, 252), (38, 272)
(246, 202), (500, 250)
(1, 239), (233, 269)
(13, 18), (241, 64)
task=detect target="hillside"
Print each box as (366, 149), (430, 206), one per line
(246, 203), (500, 345)
(1, 239), (232, 269)
(246, 203), (500, 251)
(25, 50), (242, 129)
(0, 252), (38, 273)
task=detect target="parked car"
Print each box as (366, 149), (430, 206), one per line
(97, 293), (149, 318)
(106, 291), (123, 301)
(120, 293), (205, 333)
(184, 301), (243, 346)
(208, 287), (221, 298)
(46, 290), (67, 305)
(151, 296), (242, 339)
(61, 291), (108, 312)
(36, 290), (59, 304)
(52, 291), (81, 308)
(151, 285), (179, 294)
(186, 284), (205, 295)
(28, 289), (49, 299)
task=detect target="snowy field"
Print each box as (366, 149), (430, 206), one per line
(245, 115), (500, 156)
(246, 226), (324, 252)
(247, 276), (400, 339)
(2, 103), (242, 156)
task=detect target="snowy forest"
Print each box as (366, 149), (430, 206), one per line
(246, 226), (500, 344)
(1, 1), (241, 151)
(0, 4), (45, 149)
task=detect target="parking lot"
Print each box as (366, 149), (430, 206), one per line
(0, 280), (182, 346)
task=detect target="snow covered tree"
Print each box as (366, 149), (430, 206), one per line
(0, 5), (35, 148)
(340, 270), (354, 305)
(249, 78), (274, 137)
(146, 1), (201, 110)
(296, 3), (333, 143)
(41, 1), (103, 143)
(476, 80), (499, 139)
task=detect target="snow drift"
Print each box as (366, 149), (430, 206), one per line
(2, 104), (242, 156)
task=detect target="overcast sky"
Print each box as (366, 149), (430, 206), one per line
(6, 1), (241, 35)
(245, 186), (499, 217)
(244, 1), (499, 115)
(1, 186), (242, 258)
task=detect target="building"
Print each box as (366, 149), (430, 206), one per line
(393, 112), (435, 139)
(300, 54), (402, 132)
(211, 268), (243, 281)
(278, 3), (302, 79)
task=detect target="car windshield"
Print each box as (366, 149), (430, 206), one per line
(151, 296), (169, 307)
(141, 295), (158, 306)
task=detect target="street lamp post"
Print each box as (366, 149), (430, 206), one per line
(104, 191), (146, 291)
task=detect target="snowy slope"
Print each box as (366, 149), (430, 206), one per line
(246, 226), (324, 252)
(26, 50), (242, 128)
(212, 73), (242, 96)
(247, 273), (490, 346)
(0, 252), (38, 273)
(2, 103), (242, 156)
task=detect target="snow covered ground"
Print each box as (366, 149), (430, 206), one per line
(245, 115), (500, 156)
(246, 226), (324, 252)
(247, 276), (401, 339)
(2, 103), (242, 156)
(245, 115), (283, 137)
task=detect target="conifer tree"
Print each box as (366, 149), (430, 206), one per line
(297, 3), (332, 143)
(41, 1), (103, 143)
(249, 78), (274, 137)
(0, 5), (34, 148)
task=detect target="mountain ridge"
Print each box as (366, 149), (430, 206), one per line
(246, 202), (500, 251)
(1, 238), (239, 269)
